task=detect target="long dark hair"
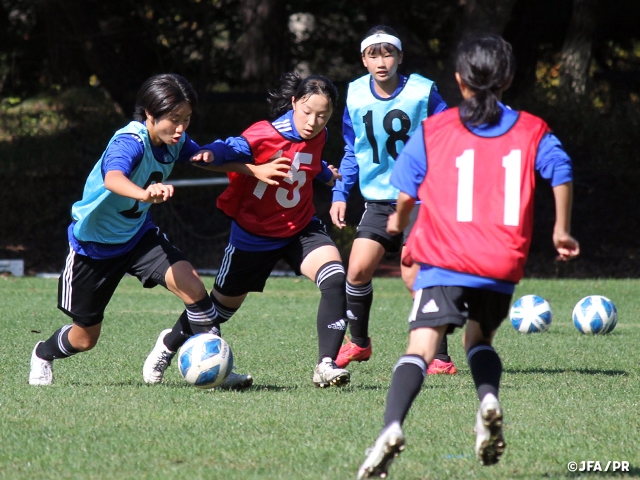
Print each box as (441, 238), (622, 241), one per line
(133, 74), (198, 122)
(267, 72), (338, 119)
(456, 33), (515, 127)
(362, 25), (402, 56)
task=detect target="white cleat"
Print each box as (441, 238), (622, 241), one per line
(29, 342), (53, 386)
(214, 371), (253, 390)
(142, 329), (175, 384)
(475, 393), (506, 466)
(357, 422), (405, 479)
(313, 358), (350, 388)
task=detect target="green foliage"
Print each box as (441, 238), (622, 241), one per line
(1, 276), (640, 479)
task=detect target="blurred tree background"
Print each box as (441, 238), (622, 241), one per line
(1, 0), (639, 276)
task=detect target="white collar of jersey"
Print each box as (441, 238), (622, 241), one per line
(360, 34), (402, 53)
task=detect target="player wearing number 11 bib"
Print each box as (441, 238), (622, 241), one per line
(357, 34), (580, 479)
(329, 26), (454, 374)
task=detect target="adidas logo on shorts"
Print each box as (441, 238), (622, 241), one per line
(421, 299), (440, 314)
(328, 319), (347, 330)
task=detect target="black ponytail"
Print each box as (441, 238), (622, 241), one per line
(455, 34), (515, 127)
(267, 72), (338, 119)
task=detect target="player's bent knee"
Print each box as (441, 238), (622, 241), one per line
(316, 261), (346, 293)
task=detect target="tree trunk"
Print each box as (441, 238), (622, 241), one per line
(238, 0), (290, 88)
(439, 0), (519, 106)
(559, 0), (597, 96)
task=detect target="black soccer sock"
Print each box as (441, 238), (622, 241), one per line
(185, 295), (219, 334)
(164, 311), (192, 352)
(383, 355), (427, 427)
(434, 335), (451, 362)
(164, 295), (239, 352)
(315, 261), (347, 362)
(36, 325), (80, 361)
(345, 281), (373, 348)
(467, 343), (502, 401)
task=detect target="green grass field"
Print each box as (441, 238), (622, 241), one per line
(1, 275), (639, 479)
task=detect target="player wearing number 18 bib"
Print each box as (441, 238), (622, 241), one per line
(329, 26), (455, 374)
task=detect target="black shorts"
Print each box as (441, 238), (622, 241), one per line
(58, 228), (186, 327)
(356, 202), (419, 253)
(214, 219), (335, 296)
(408, 286), (512, 337)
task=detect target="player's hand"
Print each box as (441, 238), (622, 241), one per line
(251, 157), (291, 185)
(553, 232), (580, 261)
(387, 212), (403, 235)
(144, 182), (174, 203)
(325, 165), (342, 187)
(330, 201), (347, 229)
(190, 150), (214, 163)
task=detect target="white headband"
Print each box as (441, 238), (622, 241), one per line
(360, 33), (402, 53)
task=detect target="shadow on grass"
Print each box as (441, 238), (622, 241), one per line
(504, 368), (627, 376)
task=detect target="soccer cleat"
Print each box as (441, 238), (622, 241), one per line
(357, 422), (405, 479)
(474, 393), (506, 466)
(29, 342), (53, 386)
(335, 337), (372, 368)
(313, 358), (350, 388)
(215, 371), (254, 390)
(142, 329), (175, 384)
(426, 358), (457, 375)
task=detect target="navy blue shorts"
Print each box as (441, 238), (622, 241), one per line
(58, 227), (185, 326)
(213, 219), (336, 296)
(408, 285), (512, 337)
(355, 202), (419, 253)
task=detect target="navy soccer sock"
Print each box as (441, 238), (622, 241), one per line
(345, 281), (373, 348)
(434, 335), (451, 362)
(36, 325), (80, 361)
(467, 343), (502, 401)
(164, 294), (238, 352)
(316, 261), (347, 362)
(383, 355), (427, 427)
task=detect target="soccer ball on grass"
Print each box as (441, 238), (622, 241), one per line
(178, 333), (233, 388)
(509, 295), (552, 333)
(572, 295), (617, 334)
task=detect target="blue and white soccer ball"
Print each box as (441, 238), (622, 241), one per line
(572, 295), (617, 334)
(178, 333), (233, 389)
(509, 295), (552, 333)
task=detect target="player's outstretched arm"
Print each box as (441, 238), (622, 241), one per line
(552, 181), (580, 261)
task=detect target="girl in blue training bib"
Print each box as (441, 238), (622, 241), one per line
(329, 26), (453, 374)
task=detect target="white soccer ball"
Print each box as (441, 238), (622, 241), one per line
(509, 295), (552, 333)
(177, 333), (233, 388)
(572, 295), (617, 334)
